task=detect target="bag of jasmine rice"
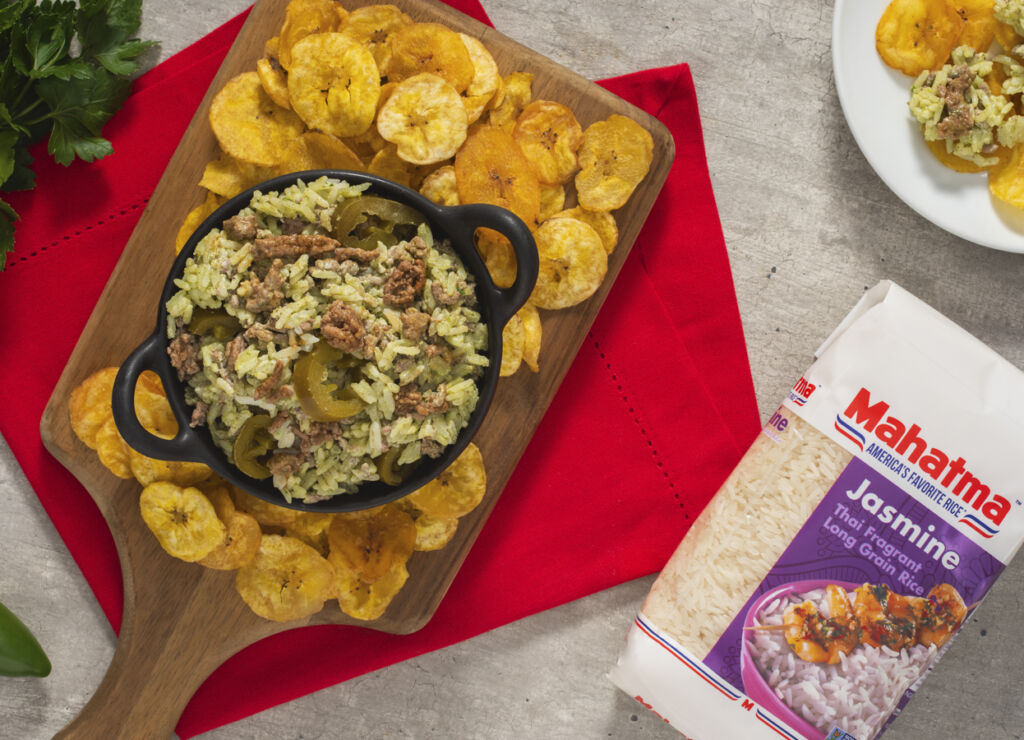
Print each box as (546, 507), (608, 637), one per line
(610, 281), (1024, 739)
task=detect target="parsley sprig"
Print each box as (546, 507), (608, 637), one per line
(0, 0), (156, 269)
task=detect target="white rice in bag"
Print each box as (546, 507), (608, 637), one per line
(609, 281), (1024, 739)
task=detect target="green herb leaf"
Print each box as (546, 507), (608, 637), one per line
(0, 197), (18, 271)
(3, 145), (35, 192)
(77, 0), (152, 76)
(0, 128), (19, 186)
(36, 67), (128, 164)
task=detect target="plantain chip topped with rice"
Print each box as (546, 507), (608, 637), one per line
(164, 176), (489, 503)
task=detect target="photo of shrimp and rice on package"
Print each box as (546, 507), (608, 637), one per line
(610, 282), (1024, 740)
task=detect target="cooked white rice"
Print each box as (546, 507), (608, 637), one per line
(749, 588), (938, 738)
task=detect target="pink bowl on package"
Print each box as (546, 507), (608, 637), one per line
(739, 579), (861, 740)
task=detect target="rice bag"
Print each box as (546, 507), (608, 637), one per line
(609, 281), (1024, 740)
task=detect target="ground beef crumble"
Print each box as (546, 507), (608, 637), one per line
(383, 259), (426, 307)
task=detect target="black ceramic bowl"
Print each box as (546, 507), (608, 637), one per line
(112, 170), (538, 513)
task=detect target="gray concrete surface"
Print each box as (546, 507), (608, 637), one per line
(2, 0), (1024, 738)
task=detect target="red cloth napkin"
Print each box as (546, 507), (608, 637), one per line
(0, 1), (760, 735)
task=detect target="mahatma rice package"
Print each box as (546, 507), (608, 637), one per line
(609, 281), (1024, 739)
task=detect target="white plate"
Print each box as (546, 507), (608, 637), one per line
(832, 0), (1024, 253)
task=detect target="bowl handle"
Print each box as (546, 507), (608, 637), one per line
(445, 203), (539, 328)
(112, 333), (205, 462)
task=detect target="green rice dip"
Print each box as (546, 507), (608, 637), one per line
(165, 176), (489, 503)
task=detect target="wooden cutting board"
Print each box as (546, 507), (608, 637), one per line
(38, 0), (674, 736)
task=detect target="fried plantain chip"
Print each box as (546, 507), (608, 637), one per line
(69, 367), (119, 450)
(236, 535), (336, 621)
(377, 73), (468, 165)
(927, 137), (1008, 171)
(277, 131), (366, 174)
(575, 114), (654, 211)
(176, 191), (223, 254)
(386, 22), (475, 93)
(989, 142), (1024, 205)
(287, 33), (380, 138)
(198, 482), (262, 570)
(455, 125), (541, 228)
(519, 302), (542, 373)
(128, 445), (213, 488)
(489, 72), (533, 133)
(876, 0), (965, 76)
(411, 513), (459, 551)
(140, 481), (227, 562)
(256, 56), (291, 110)
(278, 0), (346, 70)
(284, 511), (336, 556)
(513, 100), (584, 185)
(209, 72), (306, 168)
(405, 442), (486, 519)
(538, 183), (566, 222)
(499, 311), (525, 377)
(327, 504), (417, 584)
(199, 149), (276, 199)
(459, 33), (501, 124)
(232, 488), (302, 529)
(419, 164), (460, 205)
(550, 206), (619, 254)
(530, 217), (607, 310)
(333, 558), (409, 620)
(994, 16), (1024, 51)
(475, 230), (517, 288)
(368, 144), (435, 188)
(338, 3), (413, 70)
(95, 416), (133, 479)
(955, 0), (998, 51)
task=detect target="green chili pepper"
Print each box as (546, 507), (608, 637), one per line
(187, 308), (241, 341)
(0, 601), (51, 677)
(293, 342), (366, 422)
(333, 195), (425, 249)
(232, 414), (274, 479)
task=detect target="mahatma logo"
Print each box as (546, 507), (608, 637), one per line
(788, 376), (816, 406)
(842, 387), (1010, 532)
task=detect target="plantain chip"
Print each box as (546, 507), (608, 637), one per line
(489, 71), (533, 133)
(327, 504), (417, 584)
(459, 33), (501, 124)
(989, 142), (1024, 205)
(284, 511), (337, 556)
(338, 3), (413, 70)
(955, 0), (998, 51)
(333, 558), (409, 621)
(455, 125), (541, 229)
(287, 33), (380, 138)
(95, 416), (133, 479)
(475, 230), (517, 289)
(513, 100), (584, 185)
(209, 72), (306, 168)
(550, 206), (619, 254)
(575, 114), (654, 211)
(256, 56), (291, 110)
(386, 22), (475, 93)
(411, 513), (459, 551)
(537, 183), (566, 222)
(198, 482), (262, 570)
(277, 131), (366, 174)
(377, 73), (468, 165)
(69, 367), (119, 450)
(419, 164), (460, 206)
(176, 191), (223, 254)
(236, 535), (336, 621)
(140, 481), (227, 562)
(128, 445), (213, 488)
(199, 149), (276, 199)
(405, 442), (486, 519)
(530, 217), (608, 310)
(875, 0), (966, 76)
(232, 488), (302, 529)
(499, 311), (525, 377)
(519, 302), (542, 373)
(278, 0), (346, 70)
